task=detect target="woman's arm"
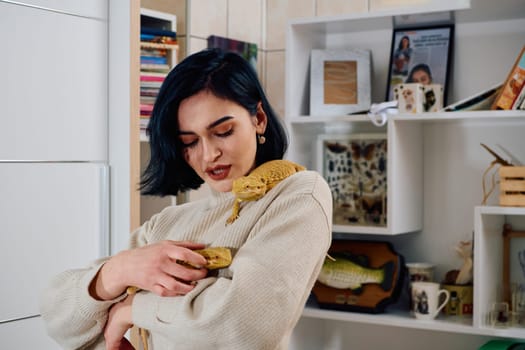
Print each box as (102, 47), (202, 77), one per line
(40, 216), (208, 349)
(91, 241), (208, 300)
(132, 173), (333, 349)
(39, 260), (120, 349)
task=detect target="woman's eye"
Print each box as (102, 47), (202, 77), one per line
(216, 127), (233, 137)
(180, 137), (198, 148)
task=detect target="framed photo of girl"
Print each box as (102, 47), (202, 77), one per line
(386, 24), (454, 104)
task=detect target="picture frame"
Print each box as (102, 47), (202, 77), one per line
(316, 133), (387, 227)
(386, 24), (454, 104)
(502, 223), (525, 310)
(310, 48), (371, 116)
(207, 35), (258, 70)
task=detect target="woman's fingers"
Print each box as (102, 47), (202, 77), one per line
(124, 241), (209, 295)
(163, 241), (208, 268)
(163, 256), (208, 280)
(152, 274), (198, 296)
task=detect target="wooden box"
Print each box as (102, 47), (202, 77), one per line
(499, 166), (525, 207)
(442, 284), (473, 316)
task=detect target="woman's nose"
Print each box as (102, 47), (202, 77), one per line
(202, 139), (221, 162)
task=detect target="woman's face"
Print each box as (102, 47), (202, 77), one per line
(401, 37), (409, 48)
(177, 90), (267, 193)
(411, 69), (431, 85)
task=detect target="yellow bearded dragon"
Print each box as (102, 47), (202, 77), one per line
(226, 159), (306, 224)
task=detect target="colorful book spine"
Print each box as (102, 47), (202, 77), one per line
(511, 84), (525, 110)
(140, 56), (168, 65)
(141, 27), (176, 38)
(140, 74), (166, 82)
(491, 45), (525, 110)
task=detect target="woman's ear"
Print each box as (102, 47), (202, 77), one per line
(255, 102), (268, 134)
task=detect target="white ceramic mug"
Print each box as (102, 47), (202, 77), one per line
(411, 282), (450, 320)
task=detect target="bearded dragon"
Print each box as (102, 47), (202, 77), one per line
(226, 159), (306, 225)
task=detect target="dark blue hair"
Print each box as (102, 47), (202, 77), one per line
(140, 48), (288, 196)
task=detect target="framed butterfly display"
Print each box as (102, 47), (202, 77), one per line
(316, 133), (387, 229)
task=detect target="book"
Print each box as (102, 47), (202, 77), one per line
(140, 63), (171, 72)
(207, 35), (257, 69)
(491, 45), (525, 110)
(140, 74), (166, 82)
(519, 95), (525, 110)
(442, 83), (502, 112)
(141, 27), (176, 38)
(511, 84), (525, 110)
(140, 55), (168, 65)
(140, 71), (168, 78)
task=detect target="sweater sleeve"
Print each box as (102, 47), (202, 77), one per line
(132, 172), (333, 349)
(39, 260), (123, 349)
(39, 216), (154, 349)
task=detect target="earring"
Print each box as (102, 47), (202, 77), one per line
(258, 134), (266, 145)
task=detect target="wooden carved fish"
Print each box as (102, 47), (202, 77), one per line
(317, 252), (395, 293)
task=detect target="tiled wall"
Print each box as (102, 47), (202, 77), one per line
(142, 0), (371, 118)
(184, 0), (368, 118)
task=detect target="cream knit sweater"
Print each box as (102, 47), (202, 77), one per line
(40, 170), (332, 349)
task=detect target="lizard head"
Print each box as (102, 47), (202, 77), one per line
(232, 177), (267, 200)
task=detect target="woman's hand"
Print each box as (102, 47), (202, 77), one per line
(91, 241), (209, 300)
(104, 295), (135, 350)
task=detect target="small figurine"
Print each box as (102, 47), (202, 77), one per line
(443, 240), (473, 285)
(454, 240), (473, 285)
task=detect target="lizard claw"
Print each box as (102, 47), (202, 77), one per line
(226, 214), (238, 225)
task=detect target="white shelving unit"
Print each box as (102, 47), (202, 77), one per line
(285, 0), (525, 346)
(139, 8), (179, 224)
(140, 8), (178, 66)
(474, 206), (525, 335)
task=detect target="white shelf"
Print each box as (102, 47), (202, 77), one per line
(289, 110), (525, 125)
(285, 0), (525, 346)
(392, 110), (525, 122)
(302, 305), (525, 339)
(139, 8), (177, 225)
(285, 0), (525, 237)
(477, 205), (525, 216)
(331, 224), (389, 235)
(303, 204), (525, 340)
(286, 2), (525, 116)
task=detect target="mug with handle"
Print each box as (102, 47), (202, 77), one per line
(411, 281), (450, 320)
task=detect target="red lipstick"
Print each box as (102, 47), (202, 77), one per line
(206, 165), (231, 181)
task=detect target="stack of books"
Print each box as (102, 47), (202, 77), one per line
(140, 25), (177, 135)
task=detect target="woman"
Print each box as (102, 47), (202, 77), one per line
(393, 35), (412, 76)
(406, 63), (433, 85)
(40, 48), (333, 350)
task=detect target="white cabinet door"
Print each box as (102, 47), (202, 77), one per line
(0, 0), (107, 19)
(0, 316), (61, 350)
(0, 162), (109, 323)
(0, 1), (108, 161)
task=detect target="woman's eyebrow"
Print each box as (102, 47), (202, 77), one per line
(207, 116), (234, 130)
(178, 116), (234, 135)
